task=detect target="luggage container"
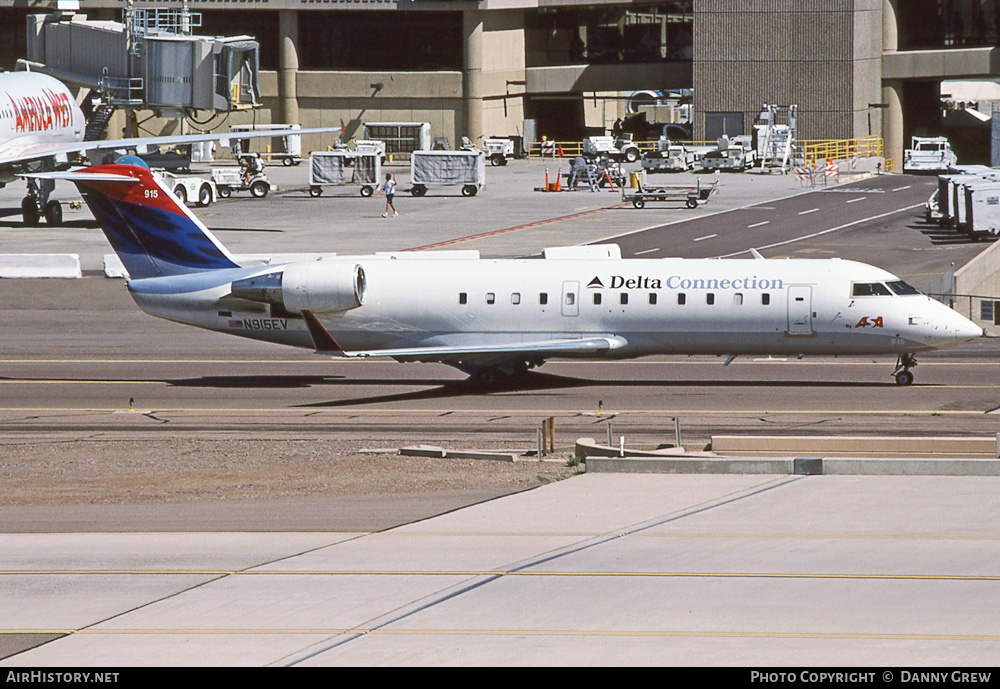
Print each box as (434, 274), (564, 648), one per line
(307, 150), (381, 197)
(363, 122), (431, 159)
(963, 180), (1000, 237)
(410, 149), (486, 197)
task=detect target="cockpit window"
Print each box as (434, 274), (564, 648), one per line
(886, 280), (921, 296)
(852, 282), (892, 297)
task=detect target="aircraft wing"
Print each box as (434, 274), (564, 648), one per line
(302, 310), (628, 362)
(0, 127), (340, 168)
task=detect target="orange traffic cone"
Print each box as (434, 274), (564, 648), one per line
(558, 144), (565, 157)
(554, 168), (562, 191)
(544, 167), (550, 191)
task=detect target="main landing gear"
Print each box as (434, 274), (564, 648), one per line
(892, 353), (917, 386)
(22, 177), (62, 226)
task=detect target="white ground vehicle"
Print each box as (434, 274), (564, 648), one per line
(903, 136), (957, 173)
(641, 140), (695, 172)
(483, 138), (515, 166)
(700, 135), (757, 171)
(583, 135), (642, 163)
(210, 167), (272, 198)
(156, 170), (216, 207)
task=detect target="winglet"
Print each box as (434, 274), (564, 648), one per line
(302, 310), (344, 353)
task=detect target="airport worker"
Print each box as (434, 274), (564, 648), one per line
(612, 118), (623, 138)
(377, 172), (398, 217)
(569, 155), (588, 189)
(239, 156), (251, 185)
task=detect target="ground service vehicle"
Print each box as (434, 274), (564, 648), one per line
(903, 136), (957, 173)
(157, 170), (216, 207)
(583, 136), (642, 163)
(210, 167), (272, 198)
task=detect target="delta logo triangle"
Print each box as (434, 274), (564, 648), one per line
(587, 276), (604, 289)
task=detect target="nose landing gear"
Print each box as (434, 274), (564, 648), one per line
(892, 353), (917, 386)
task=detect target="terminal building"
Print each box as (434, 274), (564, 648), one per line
(0, 0), (996, 167)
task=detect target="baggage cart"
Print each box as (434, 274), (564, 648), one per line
(621, 174), (718, 209)
(306, 150), (381, 197)
(410, 149), (486, 197)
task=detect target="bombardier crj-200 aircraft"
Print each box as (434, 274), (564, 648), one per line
(1, 70), (337, 225)
(42, 162), (982, 387)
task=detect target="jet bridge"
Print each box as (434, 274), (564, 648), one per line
(24, 4), (260, 118)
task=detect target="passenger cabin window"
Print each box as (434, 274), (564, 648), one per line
(593, 293), (602, 305)
(539, 293), (548, 305)
(511, 293), (520, 305)
(486, 292), (495, 304)
(648, 293), (657, 305)
(734, 293), (743, 306)
(852, 282), (892, 297)
(706, 293), (715, 305)
(620, 293), (629, 305)
(565, 293), (575, 305)
(762, 293), (770, 306)
(459, 292), (467, 304)
(677, 293), (686, 305)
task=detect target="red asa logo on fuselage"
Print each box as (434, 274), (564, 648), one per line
(6, 88), (73, 134)
(855, 316), (884, 328)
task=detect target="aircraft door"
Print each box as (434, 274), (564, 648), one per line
(561, 281), (580, 317)
(786, 285), (813, 335)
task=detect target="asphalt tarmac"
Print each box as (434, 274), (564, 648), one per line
(1, 159), (998, 666)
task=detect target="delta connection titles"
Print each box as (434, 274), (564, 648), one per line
(750, 671), (992, 684)
(591, 274), (783, 291)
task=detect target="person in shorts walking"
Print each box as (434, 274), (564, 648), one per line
(378, 173), (398, 217)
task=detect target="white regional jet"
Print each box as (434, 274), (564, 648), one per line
(0, 70), (336, 225)
(41, 162), (982, 387)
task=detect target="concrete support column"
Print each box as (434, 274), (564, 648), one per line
(463, 11), (484, 143)
(883, 79), (904, 170)
(882, 0), (899, 52)
(279, 10), (299, 125)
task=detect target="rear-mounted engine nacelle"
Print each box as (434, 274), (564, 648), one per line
(230, 263), (366, 313)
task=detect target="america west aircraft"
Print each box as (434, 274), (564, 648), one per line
(0, 70), (337, 225)
(38, 162), (982, 387)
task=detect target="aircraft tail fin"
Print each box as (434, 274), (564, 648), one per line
(36, 164), (239, 279)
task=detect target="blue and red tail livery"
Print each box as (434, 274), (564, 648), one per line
(62, 164), (239, 279)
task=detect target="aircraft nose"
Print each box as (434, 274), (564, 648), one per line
(955, 316), (983, 341)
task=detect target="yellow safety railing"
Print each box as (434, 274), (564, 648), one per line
(800, 136), (883, 164)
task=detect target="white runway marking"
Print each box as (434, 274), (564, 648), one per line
(634, 248), (659, 255)
(846, 197), (867, 204)
(798, 208), (819, 215)
(693, 234), (717, 242)
(747, 221), (770, 228)
(892, 185), (912, 192)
